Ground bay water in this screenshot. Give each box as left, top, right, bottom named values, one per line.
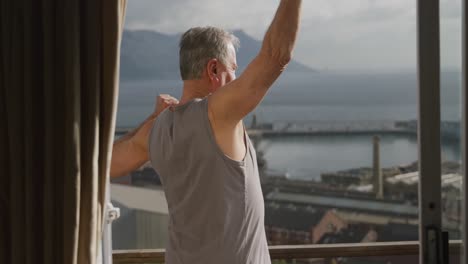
left=117, top=71, right=461, bottom=179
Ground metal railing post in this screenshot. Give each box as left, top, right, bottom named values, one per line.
left=461, top=0, right=468, bottom=261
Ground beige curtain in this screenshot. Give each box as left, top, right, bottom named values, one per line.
left=0, top=0, right=127, bottom=263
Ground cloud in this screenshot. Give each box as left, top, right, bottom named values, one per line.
left=124, top=0, right=462, bottom=71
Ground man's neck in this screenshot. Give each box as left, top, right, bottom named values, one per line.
left=179, top=79, right=211, bottom=105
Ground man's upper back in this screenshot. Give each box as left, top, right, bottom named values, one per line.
left=148, top=98, right=271, bottom=264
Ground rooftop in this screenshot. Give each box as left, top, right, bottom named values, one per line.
left=111, top=184, right=168, bottom=214
left=265, top=191, right=418, bottom=216
left=386, top=172, right=462, bottom=190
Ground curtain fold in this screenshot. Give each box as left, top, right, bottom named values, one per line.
left=0, top=0, right=127, bottom=263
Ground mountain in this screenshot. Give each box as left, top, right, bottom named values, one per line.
left=120, top=29, right=316, bottom=80
left=231, top=30, right=314, bottom=73
left=120, top=30, right=180, bottom=80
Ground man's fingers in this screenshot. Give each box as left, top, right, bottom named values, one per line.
left=166, top=97, right=179, bottom=104
left=155, top=94, right=179, bottom=114
left=163, top=98, right=178, bottom=104
left=157, top=94, right=178, bottom=103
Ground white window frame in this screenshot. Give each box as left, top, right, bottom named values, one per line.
left=103, top=181, right=120, bottom=264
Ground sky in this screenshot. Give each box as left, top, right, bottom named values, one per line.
left=124, top=0, right=462, bottom=72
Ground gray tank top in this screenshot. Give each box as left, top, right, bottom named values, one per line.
left=149, top=98, right=271, bottom=264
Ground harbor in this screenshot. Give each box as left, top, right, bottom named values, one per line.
left=112, top=118, right=462, bottom=251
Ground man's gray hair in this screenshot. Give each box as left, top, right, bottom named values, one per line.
left=179, top=27, right=240, bottom=80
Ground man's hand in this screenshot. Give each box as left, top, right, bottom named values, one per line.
left=132, top=94, right=179, bottom=151
left=110, top=94, right=179, bottom=178
left=154, top=94, right=179, bottom=117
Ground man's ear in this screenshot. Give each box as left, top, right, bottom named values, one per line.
left=207, top=59, right=219, bottom=82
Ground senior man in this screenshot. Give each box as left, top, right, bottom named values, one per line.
left=111, top=1, right=302, bottom=263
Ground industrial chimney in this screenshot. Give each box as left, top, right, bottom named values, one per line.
left=250, top=113, right=258, bottom=129
left=373, top=136, right=384, bottom=199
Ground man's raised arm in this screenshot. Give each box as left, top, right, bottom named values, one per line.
left=209, top=0, right=302, bottom=124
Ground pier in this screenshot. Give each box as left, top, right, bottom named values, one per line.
left=115, top=120, right=460, bottom=141
left=249, top=120, right=415, bottom=138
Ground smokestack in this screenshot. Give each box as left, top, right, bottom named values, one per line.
left=251, top=114, right=258, bottom=129
left=373, top=136, right=384, bottom=199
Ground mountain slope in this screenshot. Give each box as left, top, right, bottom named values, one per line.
left=120, top=29, right=316, bottom=80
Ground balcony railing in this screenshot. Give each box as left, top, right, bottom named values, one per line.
left=113, top=240, right=462, bottom=263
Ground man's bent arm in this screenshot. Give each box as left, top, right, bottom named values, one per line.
left=209, top=0, right=302, bottom=125
left=110, top=94, right=178, bottom=178
left=110, top=114, right=156, bottom=178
